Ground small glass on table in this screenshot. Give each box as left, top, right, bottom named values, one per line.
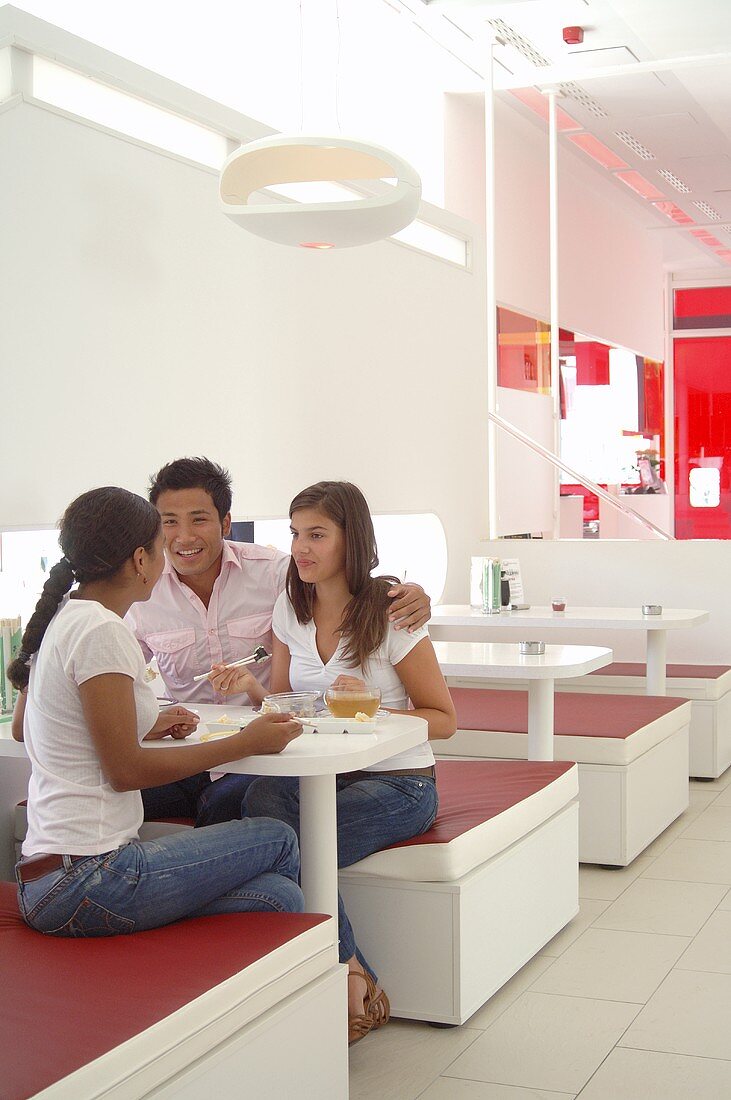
left=551, top=596, right=567, bottom=614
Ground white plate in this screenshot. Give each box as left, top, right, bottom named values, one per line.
left=301, top=715, right=378, bottom=735
left=187, top=715, right=259, bottom=743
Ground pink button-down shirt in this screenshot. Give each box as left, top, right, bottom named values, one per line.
left=126, top=541, right=289, bottom=705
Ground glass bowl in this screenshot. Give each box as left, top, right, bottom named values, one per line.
left=324, top=686, right=382, bottom=719
left=261, top=691, right=320, bottom=717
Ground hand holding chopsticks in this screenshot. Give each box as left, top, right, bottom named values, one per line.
left=192, top=645, right=270, bottom=684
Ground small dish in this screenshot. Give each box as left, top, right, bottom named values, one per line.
left=301, top=715, right=378, bottom=735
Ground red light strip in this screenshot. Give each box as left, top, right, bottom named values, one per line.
left=566, top=132, right=628, bottom=170
left=509, top=88, right=581, bottom=131
left=614, top=170, right=665, bottom=201
left=652, top=200, right=695, bottom=225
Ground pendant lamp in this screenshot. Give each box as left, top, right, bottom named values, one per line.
left=219, top=134, right=421, bottom=249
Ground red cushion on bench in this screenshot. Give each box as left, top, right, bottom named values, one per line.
left=450, top=687, right=687, bottom=739
left=590, top=662, right=731, bottom=679
left=389, top=759, right=575, bottom=847
left=0, top=882, right=327, bottom=1100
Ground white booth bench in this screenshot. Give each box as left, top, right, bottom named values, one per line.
left=558, top=663, right=731, bottom=779
left=438, top=689, right=691, bottom=867
left=0, top=881, right=346, bottom=1100
left=339, top=758, right=579, bottom=1025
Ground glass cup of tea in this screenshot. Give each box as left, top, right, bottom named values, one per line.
left=551, top=597, right=567, bottom=613
left=324, top=685, right=382, bottom=719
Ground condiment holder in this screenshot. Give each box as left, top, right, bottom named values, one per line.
left=519, top=641, right=545, bottom=655
left=641, top=604, right=662, bottom=616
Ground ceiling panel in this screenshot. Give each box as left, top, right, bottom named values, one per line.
left=629, top=113, right=714, bottom=159
left=677, top=154, right=731, bottom=190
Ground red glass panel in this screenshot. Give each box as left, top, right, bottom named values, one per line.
left=614, top=171, right=665, bottom=201
left=674, top=336, right=731, bottom=538
left=674, top=287, right=731, bottom=329
left=575, top=341, right=610, bottom=385
left=497, top=307, right=551, bottom=393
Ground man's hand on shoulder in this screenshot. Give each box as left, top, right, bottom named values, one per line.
left=387, top=582, right=431, bottom=632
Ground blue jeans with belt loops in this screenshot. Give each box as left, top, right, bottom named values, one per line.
left=15, top=817, right=304, bottom=937
left=243, top=773, right=439, bottom=977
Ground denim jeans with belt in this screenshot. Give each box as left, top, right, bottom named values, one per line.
left=244, top=773, right=438, bottom=976
left=16, top=817, right=304, bottom=937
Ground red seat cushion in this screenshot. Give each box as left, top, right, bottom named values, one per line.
left=450, top=687, right=687, bottom=740
left=389, top=759, right=575, bottom=847
left=0, top=882, right=328, bottom=1099
left=590, top=662, right=731, bottom=679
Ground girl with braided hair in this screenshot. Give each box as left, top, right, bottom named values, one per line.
left=9, top=486, right=306, bottom=936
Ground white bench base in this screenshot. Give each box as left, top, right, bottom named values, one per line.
left=438, top=727, right=688, bottom=866
left=340, top=801, right=578, bottom=1025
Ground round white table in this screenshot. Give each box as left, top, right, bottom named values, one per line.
left=433, top=641, right=612, bottom=761
left=430, top=605, right=709, bottom=697
left=167, top=706, right=428, bottom=920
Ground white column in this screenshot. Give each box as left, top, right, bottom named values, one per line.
left=484, top=38, right=499, bottom=539
left=528, top=679, right=555, bottom=760
left=299, top=773, right=339, bottom=919
left=646, top=630, right=668, bottom=696
left=547, top=87, right=561, bottom=540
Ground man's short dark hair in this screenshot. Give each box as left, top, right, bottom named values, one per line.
left=149, top=457, right=233, bottom=522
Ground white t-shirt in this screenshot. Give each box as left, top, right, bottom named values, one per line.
left=272, top=591, right=435, bottom=771
left=22, top=599, right=160, bottom=857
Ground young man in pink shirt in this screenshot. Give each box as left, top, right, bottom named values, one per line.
left=127, top=457, right=431, bottom=826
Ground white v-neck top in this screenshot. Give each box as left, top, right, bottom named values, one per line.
left=272, top=591, right=435, bottom=771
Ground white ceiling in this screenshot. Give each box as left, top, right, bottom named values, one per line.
left=415, top=0, right=731, bottom=270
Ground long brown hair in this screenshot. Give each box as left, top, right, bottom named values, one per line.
left=286, top=481, right=398, bottom=670
left=8, top=487, right=161, bottom=691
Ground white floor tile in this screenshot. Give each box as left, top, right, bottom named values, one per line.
left=578, top=856, right=653, bottom=902
left=531, top=928, right=689, bottom=1003
left=444, top=992, right=639, bottom=1095
left=682, top=804, right=731, bottom=841
left=349, top=1019, right=481, bottom=1100
left=420, top=1080, right=574, bottom=1099
left=620, top=969, right=731, bottom=1059
left=642, top=838, right=731, bottom=884
left=540, top=899, right=610, bottom=957
left=691, top=769, right=731, bottom=792
left=578, top=1047, right=731, bottom=1099
left=676, top=909, right=731, bottom=974
left=593, top=878, right=728, bottom=936
left=717, top=887, right=731, bottom=911
left=465, top=954, right=556, bottom=1030
left=712, top=783, right=731, bottom=806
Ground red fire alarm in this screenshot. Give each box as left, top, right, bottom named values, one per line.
left=563, top=26, right=584, bottom=45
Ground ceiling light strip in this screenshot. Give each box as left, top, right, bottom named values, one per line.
left=567, top=132, right=628, bottom=171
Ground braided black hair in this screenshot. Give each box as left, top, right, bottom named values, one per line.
left=7, top=487, right=160, bottom=691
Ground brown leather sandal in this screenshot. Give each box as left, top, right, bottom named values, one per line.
left=362, top=971, right=391, bottom=1030
left=347, top=973, right=375, bottom=1045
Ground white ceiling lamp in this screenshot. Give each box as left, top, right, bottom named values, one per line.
left=219, top=134, right=421, bottom=250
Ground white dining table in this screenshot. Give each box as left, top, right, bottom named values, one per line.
left=157, top=705, right=428, bottom=921
left=433, top=641, right=613, bottom=761
left=430, top=605, right=709, bottom=697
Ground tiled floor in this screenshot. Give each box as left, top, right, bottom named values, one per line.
left=349, top=772, right=731, bottom=1099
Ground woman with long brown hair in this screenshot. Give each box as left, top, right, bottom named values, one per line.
left=243, top=481, right=456, bottom=1043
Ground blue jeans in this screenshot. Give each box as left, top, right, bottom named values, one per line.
left=16, top=818, right=304, bottom=937
left=244, top=773, right=438, bottom=974
left=142, top=772, right=258, bottom=827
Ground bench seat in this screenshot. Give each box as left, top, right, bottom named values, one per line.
left=0, top=882, right=345, bottom=1100
left=437, top=689, right=691, bottom=866
left=339, top=759, right=579, bottom=1025
left=557, top=663, right=731, bottom=779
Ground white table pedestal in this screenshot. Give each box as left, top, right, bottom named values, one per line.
left=646, top=630, right=668, bottom=696
left=529, top=679, right=555, bottom=761
left=299, top=774, right=339, bottom=919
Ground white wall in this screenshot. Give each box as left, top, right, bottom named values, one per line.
left=0, top=98, right=487, bottom=602
left=495, top=387, right=554, bottom=537
left=444, top=94, right=666, bottom=362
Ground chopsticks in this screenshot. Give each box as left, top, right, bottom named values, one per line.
left=192, top=646, right=270, bottom=684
